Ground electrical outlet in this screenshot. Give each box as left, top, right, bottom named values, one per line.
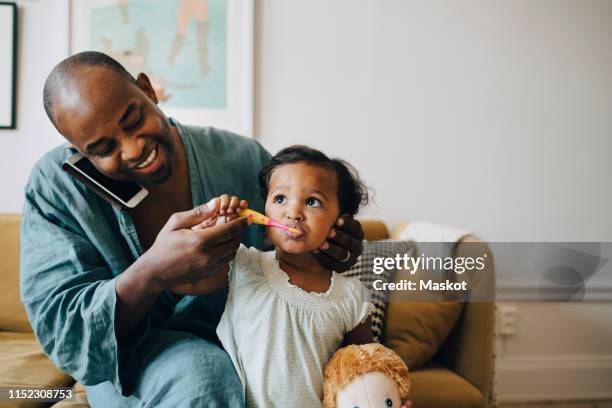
left=499, top=304, right=517, bottom=336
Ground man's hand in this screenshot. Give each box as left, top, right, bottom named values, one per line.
left=115, top=198, right=248, bottom=339
left=140, top=198, right=248, bottom=292
left=168, top=195, right=250, bottom=295
left=314, top=215, right=364, bottom=272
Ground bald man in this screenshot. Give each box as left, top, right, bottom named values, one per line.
left=20, top=51, right=364, bottom=407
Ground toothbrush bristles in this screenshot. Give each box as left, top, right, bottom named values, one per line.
left=269, top=221, right=300, bottom=234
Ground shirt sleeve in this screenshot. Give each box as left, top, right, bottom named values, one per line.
left=19, top=172, right=149, bottom=396
left=227, top=244, right=245, bottom=288
left=343, top=277, right=374, bottom=332
left=228, top=245, right=262, bottom=290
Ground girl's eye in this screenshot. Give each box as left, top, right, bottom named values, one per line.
left=305, top=197, right=322, bottom=207
left=385, top=398, right=393, bottom=407
left=273, top=195, right=286, bottom=204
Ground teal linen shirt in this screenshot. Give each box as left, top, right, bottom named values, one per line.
left=19, top=122, right=271, bottom=395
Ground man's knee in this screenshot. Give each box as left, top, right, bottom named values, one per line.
left=137, top=331, right=243, bottom=407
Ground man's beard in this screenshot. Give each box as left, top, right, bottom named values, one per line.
left=133, top=136, right=175, bottom=185
left=145, top=163, right=172, bottom=184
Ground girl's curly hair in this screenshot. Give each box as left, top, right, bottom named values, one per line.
left=258, top=145, right=369, bottom=217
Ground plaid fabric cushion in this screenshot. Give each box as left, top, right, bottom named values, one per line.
left=344, top=240, right=417, bottom=343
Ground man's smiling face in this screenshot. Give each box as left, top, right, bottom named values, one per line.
left=52, top=66, right=177, bottom=186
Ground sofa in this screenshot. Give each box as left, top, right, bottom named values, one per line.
left=0, top=214, right=495, bottom=407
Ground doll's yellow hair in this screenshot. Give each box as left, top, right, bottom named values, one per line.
left=323, top=343, right=411, bottom=408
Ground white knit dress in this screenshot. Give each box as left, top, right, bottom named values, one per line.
left=216, top=245, right=371, bottom=408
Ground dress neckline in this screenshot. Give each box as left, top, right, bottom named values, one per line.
left=262, top=250, right=343, bottom=310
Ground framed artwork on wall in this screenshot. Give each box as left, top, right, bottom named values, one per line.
left=0, top=2, right=17, bottom=129
left=70, top=0, right=254, bottom=136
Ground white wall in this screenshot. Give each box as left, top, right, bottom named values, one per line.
left=255, top=0, right=612, bottom=243
left=496, top=302, right=612, bottom=401
left=0, top=0, right=67, bottom=213
left=254, top=1, right=612, bottom=401
left=4, top=0, right=612, bottom=243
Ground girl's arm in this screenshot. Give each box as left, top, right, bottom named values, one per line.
left=342, top=315, right=374, bottom=346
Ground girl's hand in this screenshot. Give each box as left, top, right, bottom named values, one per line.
left=218, top=194, right=249, bottom=221
left=314, top=215, right=364, bottom=272
left=191, top=195, right=249, bottom=230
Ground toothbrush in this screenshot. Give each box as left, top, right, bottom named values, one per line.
left=239, top=209, right=301, bottom=235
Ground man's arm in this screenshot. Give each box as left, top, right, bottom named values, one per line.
left=20, top=189, right=135, bottom=392
left=21, top=181, right=245, bottom=394
left=115, top=197, right=246, bottom=338
left=342, top=315, right=374, bottom=346
left=114, top=257, right=228, bottom=339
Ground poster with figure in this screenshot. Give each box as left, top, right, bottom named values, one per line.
left=71, top=0, right=254, bottom=136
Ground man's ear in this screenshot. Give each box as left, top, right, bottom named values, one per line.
left=136, top=73, right=158, bottom=104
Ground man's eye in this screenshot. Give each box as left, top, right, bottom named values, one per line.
left=306, top=197, right=322, bottom=207
left=124, top=110, right=144, bottom=131
left=94, top=142, right=116, bottom=157
left=273, top=195, right=286, bottom=204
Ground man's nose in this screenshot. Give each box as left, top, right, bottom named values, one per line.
left=120, top=138, right=146, bottom=164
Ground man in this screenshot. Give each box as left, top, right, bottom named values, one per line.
left=21, top=51, right=364, bottom=407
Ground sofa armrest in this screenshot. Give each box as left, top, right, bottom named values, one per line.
left=438, top=235, right=496, bottom=404
left=385, top=220, right=496, bottom=403
left=359, top=219, right=390, bottom=241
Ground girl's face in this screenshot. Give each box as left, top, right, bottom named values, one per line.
left=265, top=162, right=340, bottom=254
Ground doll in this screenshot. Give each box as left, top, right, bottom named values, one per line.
left=323, top=343, right=411, bottom=408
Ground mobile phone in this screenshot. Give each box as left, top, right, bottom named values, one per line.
left=62, top=152, right=149, bottom=209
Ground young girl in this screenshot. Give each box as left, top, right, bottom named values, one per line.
left=188, top=145, right=373, bottom=407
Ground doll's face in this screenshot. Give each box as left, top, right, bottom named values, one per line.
left=336, top=372, right=401, bottom=408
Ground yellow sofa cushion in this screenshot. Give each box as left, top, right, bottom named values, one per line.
left=384, top=299, right=463, bottom=370
left=0, top=214, right=32, bottom=332
left=384, top=258, right=464, bottom=370
left=410, top=364, right=484, bottom=407
left=382, top=247, right=465, bottom=370
left=0, top=332, right=73, bottom=389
